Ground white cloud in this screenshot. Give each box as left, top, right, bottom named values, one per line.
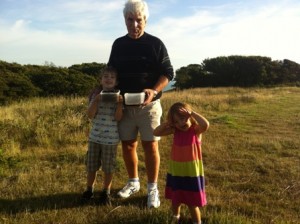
left=0, top=21, right=112, bottom=66
left=0, top=0, right=299, bottom=69
left=0, top=0, right=124, bottom=66
left=11, top=19, right=29, bottom=31
left=148, top=1, right=300, bottom=69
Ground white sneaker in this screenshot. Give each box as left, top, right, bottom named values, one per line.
left=147, top=188, right=160, bottom=208
left=117, top=182, right=140, bottom=198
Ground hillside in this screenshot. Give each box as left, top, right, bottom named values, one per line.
left=0, top=87, right=299, bottom=223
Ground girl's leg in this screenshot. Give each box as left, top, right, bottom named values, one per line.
left=188, top=206, right=201, bottom=224
left=172, top=203, right=181, bottom=222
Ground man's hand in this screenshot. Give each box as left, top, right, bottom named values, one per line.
left=143, top=89, right=157, bottom=105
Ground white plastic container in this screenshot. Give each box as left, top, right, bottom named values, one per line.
left=124, top=92, right=145, bottom=105
left=100, top=90, right=120, bottom=103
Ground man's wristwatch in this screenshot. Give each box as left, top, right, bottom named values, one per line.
left=153, top=89, right=158, bottom=97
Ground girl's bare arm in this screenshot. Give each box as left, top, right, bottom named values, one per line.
left=153, top=122, right=174, bottom=136
left=190, top=111, right=209, bottom=135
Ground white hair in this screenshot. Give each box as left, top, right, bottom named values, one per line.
left=123, top=0, right=149, bottom=20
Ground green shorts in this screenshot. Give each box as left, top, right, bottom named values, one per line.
left=118, top=100, right=162, bottom=141
left=86, top=141, right=118, bottom=173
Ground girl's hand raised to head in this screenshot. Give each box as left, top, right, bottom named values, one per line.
left=178, top=107, right=192, bottom=118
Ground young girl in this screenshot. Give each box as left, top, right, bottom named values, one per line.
left=82, top=66, right=123, bottom=206
left=153, top=102, right=209, bottom=224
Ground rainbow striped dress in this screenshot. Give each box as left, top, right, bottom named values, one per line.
left=165, top=125, right=207, bottom=207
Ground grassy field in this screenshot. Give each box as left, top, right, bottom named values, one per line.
left=0, top=87, right=299, bottom=224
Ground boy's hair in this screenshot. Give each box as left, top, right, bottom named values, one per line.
left=167, top=102, right=197, bottom=125
left=101, top=66, right=118, bottom=78
left=98, top=66, right=118, bottom=83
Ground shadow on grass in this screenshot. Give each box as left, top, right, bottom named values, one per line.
left=0, top=193, right=84, bottom=214
left=0, top=189, right=149, bottom=215
left=112, top=193, right=148, bottom=208
left=0, top=192, right=210, bottom=224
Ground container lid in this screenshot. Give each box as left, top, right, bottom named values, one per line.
left=100, top=90, right=120, bottom=102
left=100, top=90, right=120, bottom=94
left=124, top=92, right=145, bottom=105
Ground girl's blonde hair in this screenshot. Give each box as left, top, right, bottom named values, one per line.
left=167, top=102, right=197, bottom=125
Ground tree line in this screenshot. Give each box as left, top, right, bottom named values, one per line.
left=0, top=61, right=106, bottom=105
left=1, top=55, right=299, bottom=105
left=174, top=56, right=300, bottom=89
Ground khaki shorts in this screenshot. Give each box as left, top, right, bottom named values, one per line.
left=118, top=100, right=162, bottom=141
left=86, top=141, right=118, bottom=173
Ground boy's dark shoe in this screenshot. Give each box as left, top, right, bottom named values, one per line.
left=82, top=190, right=94, bottom=200
left=99, top=191, right=112, bottom=206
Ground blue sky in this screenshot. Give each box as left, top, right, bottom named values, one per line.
left=1, top=0, right=300, bottom=71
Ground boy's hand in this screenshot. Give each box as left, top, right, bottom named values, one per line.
left=118, top=95, right=123, bottom=103
left=95, top=93, right=101, bottom=102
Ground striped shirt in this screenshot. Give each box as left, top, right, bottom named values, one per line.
left=89, top=100, right=119, bottom=145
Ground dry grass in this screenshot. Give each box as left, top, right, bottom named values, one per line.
left=0, top=87, right=299, bottom=224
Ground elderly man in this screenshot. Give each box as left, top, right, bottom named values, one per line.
left=108, top=0, right=174, bottom=208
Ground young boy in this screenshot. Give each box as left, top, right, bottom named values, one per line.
left=82, top=66, right=123, bottom=205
